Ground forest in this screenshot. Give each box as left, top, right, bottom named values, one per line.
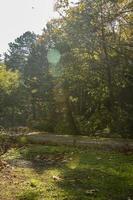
left=0, top=1, right=133, bottom=200
left=0, top=0, right=133, bottom=138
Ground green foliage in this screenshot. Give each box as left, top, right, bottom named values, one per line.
left=5, top=31, right=37, bottom=72
left=17, top=136, right=28, bottom=145
left=1, top=0, right=133, bottom=137
left=52, top=0, right=133, bottom=137
left=28, top=120, right=55, bottom=132
left=0, top=65, right=20, bottom=94
left=54, top=119, right=73, bottom=134
left=0, top=65, right=24, bottom=127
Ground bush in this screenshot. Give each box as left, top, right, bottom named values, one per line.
left=0, top=132, right=13, bottom=155
left=28, top=120, right=54, bottom=132
left=0, top=125, right=19, bottom=155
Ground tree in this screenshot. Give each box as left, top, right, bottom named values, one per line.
left=23, top=36, right=57, bottom=131
left=2, top=0, right=132, bottom=137
left=52, top=0, right=133, bottom=136
left=0, top=65, right=20, bottom=127
left=4, top=31, right=37, bottom=73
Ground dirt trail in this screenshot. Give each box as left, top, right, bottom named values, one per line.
left=25, top=132, right=133, bottom=150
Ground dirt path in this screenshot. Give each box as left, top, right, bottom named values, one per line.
left=24, top=132, right=133, bottom=150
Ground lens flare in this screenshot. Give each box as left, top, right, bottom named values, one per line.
left=47, top=49, right=61, bottom=65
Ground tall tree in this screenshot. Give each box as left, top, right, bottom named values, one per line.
left=5, top=31, right=37, bottom=73
left=0, top=65, right=20, bottom=127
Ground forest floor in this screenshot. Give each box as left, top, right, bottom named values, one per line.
left=0, top=144, right=133, bottom=200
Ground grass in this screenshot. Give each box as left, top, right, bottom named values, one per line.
left=0, top=144, right=133, bottom=200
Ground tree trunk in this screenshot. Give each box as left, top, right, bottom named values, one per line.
left=100, top=1, right=113, bottom=111
left=63, top=81, right=80, bottom=137
left=31, top=97, right=36, bottom=120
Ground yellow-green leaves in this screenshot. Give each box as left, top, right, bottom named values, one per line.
left=0, top=65, right=20, bottom=94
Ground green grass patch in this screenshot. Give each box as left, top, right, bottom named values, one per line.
left=0, top=145, right=133, bottom=200
left=17, top=190, right=40, bottom=200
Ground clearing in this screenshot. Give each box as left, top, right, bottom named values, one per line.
left=0, top=144, right=133, bottom=200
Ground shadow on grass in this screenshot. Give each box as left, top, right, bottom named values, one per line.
left=7, top=144, right=73, bottom=173
left=22, top=145, right=133, bottom=200
left=55, top=167, right=133, bottom=200
left=17, top=189, right=40, bottom=200
left=5, top=144, right=133, bottom=200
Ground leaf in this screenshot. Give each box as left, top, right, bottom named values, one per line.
left=52, top=175, right=62, bottom=181
left=85, top=189, right=99, bottom=195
